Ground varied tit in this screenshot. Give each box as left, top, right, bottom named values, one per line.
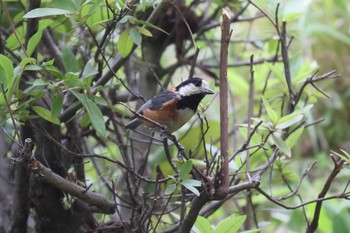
left=126, top=77, right=215, bottom=133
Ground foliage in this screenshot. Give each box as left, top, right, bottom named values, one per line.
left=0, top=0, right=349, bottom=233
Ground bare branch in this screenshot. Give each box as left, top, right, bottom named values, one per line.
left=306, top=155, right=345, bottom=233
left=12, top=138, right=116, bottom=214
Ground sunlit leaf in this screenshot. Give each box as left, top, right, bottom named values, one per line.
left=164, top=184, right=177, bottom=195
left=214, top=214, right=246, bottom=233
left=179, top=160, right=193, bottom=180
left=79, top=112, right=90, bottom=128
left=129, top=27, right=142, bottom=45
left=82, top=60, right=98, bottom=79
left=276, top=114, right=303, bottom=129
left=51, top=92, right=63, bottom=118
left=286, top=126, right=304, bottom=148
left=135, top=26, right=152, bottom=37
left=262, top=96, right=279, bottom=123
left=283, top=12, right=303, bottom=23
left=264, top=62, right=287, bottom=89
left=331, top=150, right=350, bottom=164
left=64, top=73, right=85, bottom=88
left=181, top=179, right=201, bottom=196
left=117, top=29, right=134, bottom=58
left=32, top=106, right=60, bottom=125
left=191, top=159, right=207, bottom=169
left=23, top=8, right=73, bottom=18
left=62, top=46, right=79, bottom=73
left=126, top=16, right=169, bottom=35
left=278, top=104, right=313, bottom=124
left=19, top=57, right=36, bottom=68
left=307, top=23, right=350, bottom=47
left=193, top=215, right=214, bottom=233
left=0, top=54, right=13, bottom=88
left=27, top=30, right=43, bottom=57
left=72, top=91, right=106, bottom=137
left=272, top=134, right=291, bottom=157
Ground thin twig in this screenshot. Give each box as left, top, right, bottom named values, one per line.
left=246, top=55, right=255, bottom=179
left=163, top=138, right=179, bottom=173
left=279, top=161, right=317, bottom=200
left=229, top=121, right=263, bottom=162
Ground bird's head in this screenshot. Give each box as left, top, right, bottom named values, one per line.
left=175, top=77, right=215, bottom=96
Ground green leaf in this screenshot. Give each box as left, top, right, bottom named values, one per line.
left=116, top=0, right=128, bottom=11
left=64, top=73, right=84, bottom=88
left=129, top=27, right=142, bottom=45
left=53, top=0, right=83, bottom=11
left=286, top=126, right=304, bottom=149
left=191, top=159, right=207, bottom=169
left=214, top=214, right=246, bottom=233
left=79, top=112, right=90, bottom=128
left=331, top=150, right=350, bottom=164
left=264, top=62, right=286, bottom=88
left=117, top=29, right=134, bottom=58
left=72, top=91, right=106, bottom=137
left=278, top=104, right=313, bottom=124
left=134, top=18, right=169, bottom=35
left=262, top=97, right=279, bottom=123
left=179, top=160, right=193, bottom=180
left=51, top=92, right=63, bottom=118
left=0, top=55, right=14, bottom=104
left=62, top=46, right=79, bottom=73
left=19, top=57, right=36, bottom=68
left=27, top=29, right=43, bottom=57
left=135, top=26, right=152, bottom=37
left=23, top=8, right=74, bottom=18
left=272, top=134, right=291, bottom=158
left=0, top=54, right=14, bottom=88
left=276, top=114, right=303, bottom=130
left=164, top=184, right=177, bottom=195
left=32, top=106, right=60, bottom=125
left=193, top=215, right=214, bottom=233
left=307, top=23, right=350, bottom=47
left=6, top=26, right=25, bottom=50
left=82, top=60, right=98, bottom=79
left=181, top=179, right=200, bottom=196
left=283, top=12, right=303, bottom=23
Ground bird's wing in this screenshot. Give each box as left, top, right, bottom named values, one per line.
left=126, top=90, right=178, bottom=130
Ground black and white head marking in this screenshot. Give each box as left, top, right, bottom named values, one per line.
left=176, top=77, right=213, bottom=97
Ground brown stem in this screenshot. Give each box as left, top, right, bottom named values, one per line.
left=306, top=156, right=344, bottom=233
left=216, top=6, right=232, bottom=199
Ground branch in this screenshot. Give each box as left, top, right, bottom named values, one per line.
left=294, top=70, right=338, bottom=106
left=12, top=138, right=116, bottom=214
left=201, top=56, right=281, bottom=68
left=159, top=177, right=261, bottom=233
left=246, top=55, right=255, bottom=178
left=306, top=155, right=345, bottom=233
left=280, top=19, right=295, bottom=108
left=256, top=187, right=350, bottom=210
left=216, top=6, right=232, bottom=199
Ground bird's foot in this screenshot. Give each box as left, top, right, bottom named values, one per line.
left=160, top=125, right=169, bottom=138
left=177, top=145, right=185, bottom=161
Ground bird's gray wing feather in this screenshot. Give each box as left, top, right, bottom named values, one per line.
left=125, top=90, right=177, bottom=130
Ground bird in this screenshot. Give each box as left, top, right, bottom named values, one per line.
left=126, top=77, right=215, bottom=134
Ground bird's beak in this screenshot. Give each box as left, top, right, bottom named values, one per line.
left=203, top=88, right=215, bottom=95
